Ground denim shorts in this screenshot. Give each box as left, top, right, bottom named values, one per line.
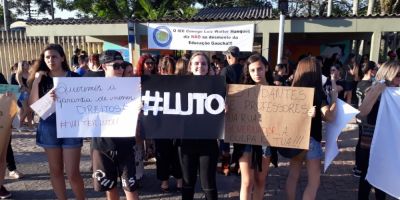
left=306, top=137, right=323, bottom=160
left=243, top=145, right=272, bottom=157
left=36, top=114, right=82, bottom=148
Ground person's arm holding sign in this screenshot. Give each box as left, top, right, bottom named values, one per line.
left=29, top=71, right=47, bottom=105
left=321, top=73, right=338, bottom=122
left=357, top=81, right=386, bottom=118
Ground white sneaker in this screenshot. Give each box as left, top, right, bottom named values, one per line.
left=9, top=170, right=24, bottom=179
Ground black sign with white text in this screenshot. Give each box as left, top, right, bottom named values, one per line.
left=140, top=75, right=226, bottom=139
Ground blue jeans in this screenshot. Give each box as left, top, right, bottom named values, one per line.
left=243, top=145, right=272, bottom=157
left=36, top=114, right=82, bottom=148
left=306, top=138, right=323, bottom=160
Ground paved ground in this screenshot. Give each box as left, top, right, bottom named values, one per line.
left=3, top=124, right=394, bottom=200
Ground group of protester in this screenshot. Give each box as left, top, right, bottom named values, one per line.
left=0, top=43, right=399, bottom=200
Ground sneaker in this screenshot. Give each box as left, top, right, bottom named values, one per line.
left=0, top=185, right=11, bottom=199
left=9, top=170, right=24, bottom=179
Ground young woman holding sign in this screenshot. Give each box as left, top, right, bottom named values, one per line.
left=28, top=44, right=85, bottom=200
left=356, top=61, right=400, bottom=200
left=155, top=56, right=183, bottom=193
left=230, top=54, right=274, bottom=200
left=285, top=56, right=337, bottom=200
left=179, top=52, right=219, bottom=200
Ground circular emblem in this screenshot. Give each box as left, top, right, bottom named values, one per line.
left=153, top=26, right=172, bottom=47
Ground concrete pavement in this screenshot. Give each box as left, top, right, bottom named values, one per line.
left=3, top=124, right=394, bottom=199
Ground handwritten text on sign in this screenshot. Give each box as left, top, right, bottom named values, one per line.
left=53, top=77, right=141, bottom=138
left=224, top=85, right=314, bottom=149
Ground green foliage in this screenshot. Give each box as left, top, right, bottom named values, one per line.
left=55, top=0, right=136, bottom=18
left=8, top=0, right=53, bottom=19
left=55, top=0, right=197, bottom=20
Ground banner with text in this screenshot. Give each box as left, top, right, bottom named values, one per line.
left=148, top=23, right=254, bottom=51
left=224, top=84, right=314, bottom=149
left=140, top=75, right=226, bottom=139
left=54, top=77, right=141, bottom=138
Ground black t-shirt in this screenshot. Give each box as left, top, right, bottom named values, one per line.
left=220, top=63, right=243, bottom=84
left=10, top=73, right=18, bottom=85
left=38, top=71, right=80, bottom=98
left=367, top=99, right=380, bottom=126
left=356, top=80, right=373, bottom=107
left=310, top=90, right=328, bottom=142
left=273, top=74, right=289, bottom=86
left=84, top=70, right=105, bottom=77
left=324, top=79, right=346, bottom=101
left=0, top=73, right=8, bottom=84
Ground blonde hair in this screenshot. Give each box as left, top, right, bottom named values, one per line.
left=16, top=60, right=29, bottom=86
left=375, top=61, right=400, bottom=84
left=175, top=58, right=189, bottom=75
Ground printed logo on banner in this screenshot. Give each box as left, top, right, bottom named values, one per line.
left=153, top=26, right=172, bottom=47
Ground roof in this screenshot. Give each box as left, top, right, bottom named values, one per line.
left=192, top=6, right=273, bottom=20
left=25, top=7, right=400, bottom=25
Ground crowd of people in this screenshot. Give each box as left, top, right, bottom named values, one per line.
left=0, top=43, right=399, bottom=200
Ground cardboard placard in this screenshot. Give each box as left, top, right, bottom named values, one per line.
left=0, top=95, right=18, bottom=162
left=224, top=84, right=314, bottom=149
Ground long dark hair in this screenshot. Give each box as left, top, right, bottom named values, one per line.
left=28, top=44, right=70, bottom=88
left=242, top=54, right=273, bottom=85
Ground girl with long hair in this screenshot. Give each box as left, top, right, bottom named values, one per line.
left=16, top=60, right=34, bottom=131
left=356, top=61, right=400, bottom=200
left=28, top=44, right=85, bottom=200
left=285, top=56, right=337, bottom=200
left=232, top=54, right=273, bottom=200
left=179, top=52, right=218, bottom=200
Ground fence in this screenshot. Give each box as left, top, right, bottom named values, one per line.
left=0, top=30, right=103, bottom=81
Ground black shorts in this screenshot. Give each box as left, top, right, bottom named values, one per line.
left=92, top=148, right=137, bottom=192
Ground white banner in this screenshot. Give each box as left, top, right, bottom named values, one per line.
left=366, top=88, right=400, bottom=199
left=147, top=23, right=254, bottom=51
left=54, top=77, right=141, bottom=138
left=324, top=99, right=359, bottom=172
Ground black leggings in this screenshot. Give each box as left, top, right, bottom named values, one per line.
left=179, top=140, right=218, bottom=200
left=155, top=139, right=182, bottom=181
left=357, top=147, right=386, bottom=200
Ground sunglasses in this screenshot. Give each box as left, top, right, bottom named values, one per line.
left=107, top=63, right=126, bottom=70
left=145, top=61, right=154, bottom=65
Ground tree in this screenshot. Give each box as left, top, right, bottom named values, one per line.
left=380, top=0, right=400, bottom=14
left=8, top=0, right=53, bottom=20
left=135, top=0, right=196, bottom=20
left=1, top=3, right=17, bottom=28
left=55, top=0, right=136, bottom=18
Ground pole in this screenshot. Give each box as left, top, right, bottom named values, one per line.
left=367, top=0, right=374, bottom=15
left=353, top=0, right=359, bottom=15
left=327, top=0, right=332, bottom=17
left=277, top=14, right=285, bottom=64
left=50, top=0, right=55, bottom=20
